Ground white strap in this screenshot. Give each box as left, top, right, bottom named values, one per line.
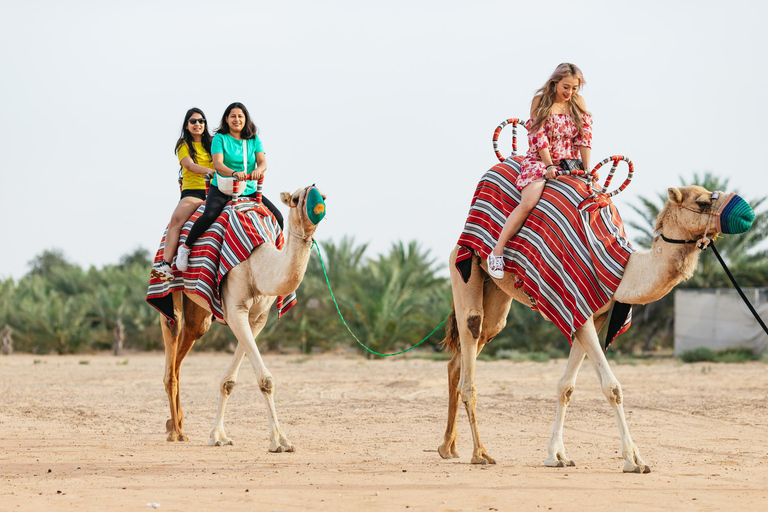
left=242, top=139, right=248, bottom=177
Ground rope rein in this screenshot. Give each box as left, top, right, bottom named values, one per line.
left=311, top=240, right=449, bottom=357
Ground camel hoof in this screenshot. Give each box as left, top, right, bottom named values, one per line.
left=642, top=466, right=651, bottom=474
left=625, top=466, right=643, bottom=474
left=437, top=445, right=459, bottom=460
left=567, top=460, right=576, bottom=467
left=556, top=461, right=565, bottom=468
left=166, top=432, right=189, bottom=442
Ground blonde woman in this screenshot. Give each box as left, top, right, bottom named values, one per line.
left=488, top=63, right=594, bottom=279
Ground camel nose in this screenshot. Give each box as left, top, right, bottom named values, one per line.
left=305, top=187, right=326, bottom=225
left=717, top=194, right=754, bottom=234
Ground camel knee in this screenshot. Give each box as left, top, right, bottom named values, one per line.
left=557, top=380, right=576, bottom=406
left=222, top=379, right=236, bottom=397
left=603, top=383, right=623, bottom=406
left=459, top=383, right=476, bottom=405
left=163, top=374, right=177, bottom=395
left=466, top=310, right=482, bottom=339
left=260, top=376, right=274, bottom=395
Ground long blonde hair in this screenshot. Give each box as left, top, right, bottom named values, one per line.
left=529, top=63, right=587, bottom=135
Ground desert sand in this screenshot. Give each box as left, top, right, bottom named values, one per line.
left=1, top=352, right=767, bottom=511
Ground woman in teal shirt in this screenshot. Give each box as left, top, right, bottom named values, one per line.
left=176, top=102, right=284, bottom=271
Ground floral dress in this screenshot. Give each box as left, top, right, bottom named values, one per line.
left=517, top=113, right=593, bottom=190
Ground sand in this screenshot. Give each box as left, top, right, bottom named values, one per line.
left=1, top=352, right=767, bottom=511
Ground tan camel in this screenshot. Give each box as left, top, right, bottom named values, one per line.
left=438, top=185, right=753, bottom=473
left=161, top=186, right=324, bottom=453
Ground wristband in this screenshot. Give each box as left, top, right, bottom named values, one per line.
left=546, top=165, right=558, bottom=170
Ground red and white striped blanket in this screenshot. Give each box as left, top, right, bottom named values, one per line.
left=146, top=200, right=296, bottom=324
left=456, top=156, right=633, bottom=346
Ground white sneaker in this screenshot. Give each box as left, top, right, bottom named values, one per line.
left=487, top=253, right=505, bottom=279
left=176, top=245, right=191, bottom=271
left=151, top=261, right=175, bottom=282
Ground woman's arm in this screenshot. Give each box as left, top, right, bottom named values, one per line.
left=213, top=154, right=247, bottom=180
left=249, top=152, right=266, bottom=180
left=180, top=156, right=214, bottom=176
left=530, top=96, right=558, bottom=179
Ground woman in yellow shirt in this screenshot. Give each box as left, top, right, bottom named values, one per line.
left=151, top=108, right=214, bottom=281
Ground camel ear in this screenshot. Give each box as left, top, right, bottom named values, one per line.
left=667, top=187, right=683, bottom=204
left=280, top=191, right=295, bottom=208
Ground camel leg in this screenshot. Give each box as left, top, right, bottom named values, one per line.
left=455, top=270, right=511, bottom=464
left=575, top=317, right=651, bottom=473
left=438, top=348, right=462, bottom=459
left=544, top=341, right=585, bottom=467
left=208, top=341, right=247, bottom=446
left=221, top=296, right=294, bottom=453
left=162, top=293, right=187, bottom=442
left=545, top=310, right=611, bottom=468
left=172, top=298, right=212, bottom=437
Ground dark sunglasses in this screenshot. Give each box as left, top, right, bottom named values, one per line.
left=188, top=118, right=206, bottom=125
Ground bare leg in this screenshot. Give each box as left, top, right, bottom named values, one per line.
left=492, top=180, right=546, bottom=256
left=574, top=317, right=651, bottom=473
left=163, top=197, right=203, bottom=264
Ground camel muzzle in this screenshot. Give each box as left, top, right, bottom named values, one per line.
left=305, top=187, right=326, bottom=225
left=715, top=193, right=754, bottom=234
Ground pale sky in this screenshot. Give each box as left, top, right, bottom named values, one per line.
left=1, top=0, right=766, bottom=280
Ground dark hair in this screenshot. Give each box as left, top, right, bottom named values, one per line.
left=216, top=102, right=258, bottom=139
left=174, top=108, right=213, bottom=163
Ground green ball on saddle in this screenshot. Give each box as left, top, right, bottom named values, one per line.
left=306, top=187, right=326, bottom=225
left=717, top=194, right=754, bottom=235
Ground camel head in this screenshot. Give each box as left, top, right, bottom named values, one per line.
left=280, top=185, right=327, bottom=242
left=655, top=185, right=755, bottom=241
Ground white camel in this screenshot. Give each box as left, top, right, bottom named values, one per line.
left=161, top=186, right=325, bottom=452
left=438, top=185, right=754, bottom=472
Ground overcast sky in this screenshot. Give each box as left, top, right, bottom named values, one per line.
left=1, top=0, right=766, bottom=280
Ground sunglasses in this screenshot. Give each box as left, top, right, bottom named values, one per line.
left=188, top=118, right=206, bottom=125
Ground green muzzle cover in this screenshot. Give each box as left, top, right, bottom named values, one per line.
left=306, top=187, right=326, bottom=225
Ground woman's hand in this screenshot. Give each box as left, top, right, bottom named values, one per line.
left=249, top=170, right=264, bottom=180
left=545, top=165, right=559, bottom=180
left=233, top=171, right=248, bottom=181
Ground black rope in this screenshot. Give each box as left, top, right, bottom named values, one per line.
left=710, top=243, right=768, bottom=336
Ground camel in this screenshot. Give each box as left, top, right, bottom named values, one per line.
left=161, top=185, right=325, bottom=452
left=438, top=185, right=754, bottom=473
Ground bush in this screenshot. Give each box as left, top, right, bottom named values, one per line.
left=679, top=347, right=717, bottom=363
left=679, top=347, right=759, bottom=363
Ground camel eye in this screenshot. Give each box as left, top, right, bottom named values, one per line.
left=292, top=197, right=300, bottom=206
left=695, top=201, right=710, bottom=209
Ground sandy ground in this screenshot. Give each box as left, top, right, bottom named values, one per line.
left=1, top=352, right=767, bottom=512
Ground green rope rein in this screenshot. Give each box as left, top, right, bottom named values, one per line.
left=312, top=241, right=450, bottom=357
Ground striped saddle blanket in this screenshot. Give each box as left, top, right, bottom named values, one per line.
left=146, top=200, right=296, bottom=324
left=456, top=156, right=634, bottom=347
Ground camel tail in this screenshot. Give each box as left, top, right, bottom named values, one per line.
left=438, top=305, right=460, bottom=354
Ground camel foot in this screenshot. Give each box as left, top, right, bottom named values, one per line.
left=166, top=432, right=189, bottom=442
left=623, top=465, right=652, bottom=474
left=269, top=438, right=295, bottom=453
left=545, top=454, right=576, bottom=467
left=437, top=442, right=460, bottom=459
left=470, top=452, right=496, bottom=465
left=208, top=428, right=234, bottom=447
left=622, top=450, right=651, bottom=473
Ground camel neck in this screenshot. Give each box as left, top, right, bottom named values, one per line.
left=614, top=238, right=701, bottom=304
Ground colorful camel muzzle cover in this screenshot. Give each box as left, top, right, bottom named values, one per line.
left=306, top=187, right=326, bottom=225
left=716, top=193, right=754, bottom=234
